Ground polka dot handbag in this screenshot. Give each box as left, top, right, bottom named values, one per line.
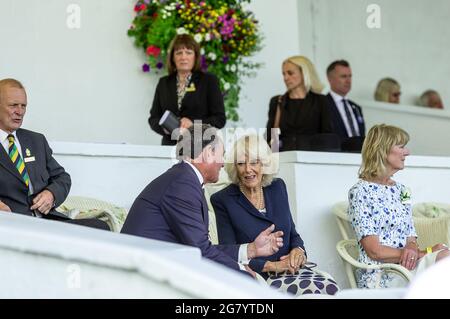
left=266, top=262, right=340, bottom=296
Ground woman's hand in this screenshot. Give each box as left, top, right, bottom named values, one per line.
left=263, top=260, right=290, bottom=274
left=400, top=243, right=419, bottom=270
left=279, top=248, right=306, bottom=274
left=180, top=117, right=193, bottom=129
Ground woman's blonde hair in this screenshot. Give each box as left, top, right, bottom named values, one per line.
left=225, top=134, right=278, bottom=187
left=374, top=77, right=400, bottom=102
left=283, top=56, right=324, bottom=94
left=359, top=124, right=409, bottom=180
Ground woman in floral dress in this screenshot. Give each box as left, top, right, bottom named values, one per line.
left=348, top=124, right=450, bottom=288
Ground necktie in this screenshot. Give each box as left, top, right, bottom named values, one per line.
left=342, top=99, right=358, bottom=137
left=7, top=134, right=30, bottom=188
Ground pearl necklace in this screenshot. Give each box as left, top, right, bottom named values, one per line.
left=239, top=183, right=265, bottom=210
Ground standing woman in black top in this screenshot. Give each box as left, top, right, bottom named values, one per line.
left=149, top=34, right=226, bottom=145
left=266, top=56, right=333, bottom=151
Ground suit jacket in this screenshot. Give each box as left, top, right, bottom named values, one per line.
left=149, top=71, right=226, bottom=145
left=326, top=93, right=365, bottom=140
left=121, top=162, right=241, bottom=271
left=266, top=92, right=334, bottom=151
left=0, top=128, right=71, bottom=218
left=211, top=178, right=305, bottom=274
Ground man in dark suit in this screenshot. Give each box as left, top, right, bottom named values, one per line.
left=0, top=78, right=108, bottom=230
left=122, top=124, right=284, bottom=276
left=326, top=60, right=365, bottom=151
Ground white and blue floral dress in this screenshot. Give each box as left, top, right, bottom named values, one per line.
left=348, top=180, right=417, bottom=288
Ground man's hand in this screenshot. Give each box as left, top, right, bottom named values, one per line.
left=30, top=190, right=55, bottom=215
left=279, top=247, right=306, bottom=274
left=0, top=200, right=11, bottom=212
left=248, top=224, right=283, bottom=259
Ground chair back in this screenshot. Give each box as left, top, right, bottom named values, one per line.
left=204, top=171, right=231, bottom=244
left=413, top=202, right=450, bottom=248
left=332, top=202, right=356, bottom=240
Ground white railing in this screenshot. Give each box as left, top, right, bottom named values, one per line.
left=0, top=213, right=284, bottom=298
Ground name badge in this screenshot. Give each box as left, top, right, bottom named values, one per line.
left=24, top=156, right=36, bottom=163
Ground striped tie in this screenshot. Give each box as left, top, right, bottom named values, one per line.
left=7, top=134, right=30, bottom=188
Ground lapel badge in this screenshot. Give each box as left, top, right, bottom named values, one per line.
left=25, top=148, right=31, bottom=157
left=185, top=83, right=196, bottom=92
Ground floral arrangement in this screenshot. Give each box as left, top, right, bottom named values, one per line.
left=400, top=187, right=412, bottom=205
left=128, top=0, right=262, bottom=121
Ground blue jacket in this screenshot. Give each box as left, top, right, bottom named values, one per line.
left=211, top=178, right=305, bottom=273
left=121, top=162, right=240, bottom=271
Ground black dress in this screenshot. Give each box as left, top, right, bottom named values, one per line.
left=149, top=71, right=226, bottom=145
left=266, top=92, right=334, bottom=151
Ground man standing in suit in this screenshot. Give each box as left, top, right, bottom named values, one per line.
left=122, top=124, right=284, bottom=276
left=0, top=78, right=108, bottom=230
left=326, top=60, right=365, bottom=151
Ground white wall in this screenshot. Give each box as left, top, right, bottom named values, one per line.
left=0, top=213, right=284, bottom=298
left=0, top=0, right=158, bottom=144
left=361, top=100, right=450, bottom=156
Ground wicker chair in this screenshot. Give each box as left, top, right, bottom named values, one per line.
left=332, top=202, right=412, bottom=288
left=336, top=239, right=412, bottom=288
left=412, top=202, right=450, bottom=248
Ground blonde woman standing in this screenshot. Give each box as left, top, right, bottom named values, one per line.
left=266, top=56, right=333, bottom=151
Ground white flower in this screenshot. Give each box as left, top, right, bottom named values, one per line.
left=165, top=4, right=176, bottom=11
left=200, top=48, right=205, bottom=55
left=230, top=64, right=237, bottom=72
left=204, top=33, right=211, bottom=42
left=177, top=27, right=188, bottom=35
left=208, top=52, right=217, bottom=61
left=400, top=187, right=412, bottom=205
left=223, top=82, right=231, bottom=90
left=225, top=65, right=230, bottom=71
left=194, top=33, right=203, bottom=43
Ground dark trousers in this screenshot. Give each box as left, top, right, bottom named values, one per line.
left=44, top=212, right=110, bottom=231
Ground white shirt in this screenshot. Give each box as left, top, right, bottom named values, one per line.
left=183, top=160, right=249, bottom=267
left=0, top=129, right=34, bottom=194
left=329, top=90, right=360, bottom=137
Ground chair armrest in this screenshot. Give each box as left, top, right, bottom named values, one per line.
left=336, top=240, right=413, bottom=282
